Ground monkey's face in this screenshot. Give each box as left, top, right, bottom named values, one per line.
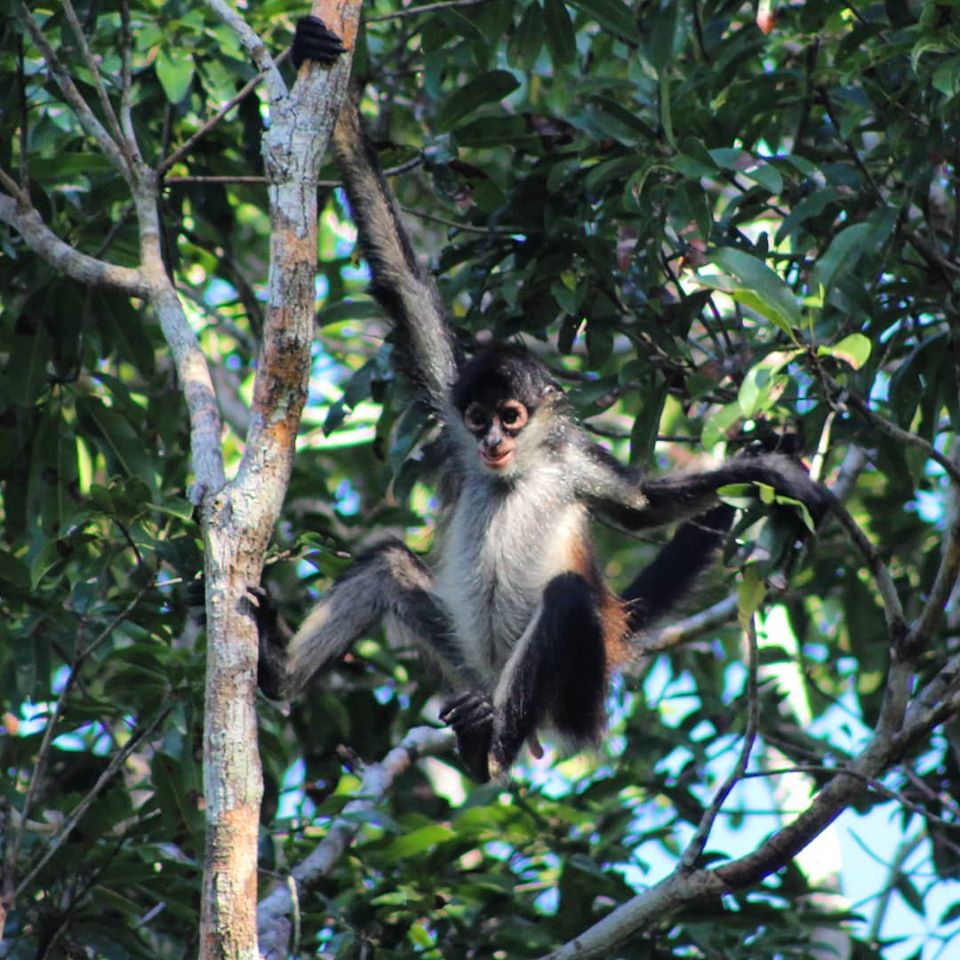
left=463, top=398, right=529, bottom=471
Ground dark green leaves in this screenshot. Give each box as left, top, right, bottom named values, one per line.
left=437, top=70, right=521, bottom=132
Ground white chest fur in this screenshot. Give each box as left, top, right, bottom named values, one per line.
left=433, top=465, right=588, bottom=686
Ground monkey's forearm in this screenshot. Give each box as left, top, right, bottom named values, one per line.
left=582, top=450, right=832, bottom=532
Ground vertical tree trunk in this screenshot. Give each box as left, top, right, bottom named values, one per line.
left=197, top=3, right=361, bottom=958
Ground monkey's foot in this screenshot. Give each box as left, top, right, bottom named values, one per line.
left=440, top=691, right=494, bottom=782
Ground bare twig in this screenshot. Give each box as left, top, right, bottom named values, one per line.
left=680, top=616, right=760, bottom=871
left=7, top=586, right=152, bottom=879
left=829, top=499, right=906, bottom=638
left=909, top=513, right=960, bottom=650
left=826, top=376, right=960, bottom=487
left=16, top=35, right=28, bottom=191
left=164, top=155, right=425, bottom=187
left=159, top=52, right=291, bottom=176
left=203, top=0, right=287, bottom=105
left=365, top=0, right=492, bottom=22
left=868, top=832, right=925, bottom=943
left=62, top=0, right=133, bottom=166
left=635, top=595, right=738, bottom=656
left=399, top=203, right=520, bottom=236
left=118, top=0, right=141, bottom=158
left=14, top=705, right=171, bottom=899
left=19, top=3, right=132, bottom=180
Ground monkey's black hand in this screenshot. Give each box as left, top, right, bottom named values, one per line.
left=185, top=575, right=206, bottom=622
left=292, top=15, right=346, bottom=69
left=250, top=585, right=288, bottom=700
left=439, top=692, right=494, bottom=783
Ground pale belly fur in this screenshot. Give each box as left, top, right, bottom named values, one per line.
left=433, top=471, right=588, bottom=687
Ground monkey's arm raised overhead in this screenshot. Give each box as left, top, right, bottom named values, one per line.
left=331, top=100, right=463, bottom=418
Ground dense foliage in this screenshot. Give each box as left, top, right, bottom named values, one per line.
left=3, top=0, right=960, bottom=957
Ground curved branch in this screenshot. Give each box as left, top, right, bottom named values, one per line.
left=826, top=373, right=960, bottom=488
left=0, top=194, right=149, bottom=295
left=203, top=0, right=288, bottom=105
left=635, top=595, right=738, bottom=656
left=257, top=726, right=454, bottom=960
left=539, top=696, right=938, bottom=960
left=680, top=616, right=759, bottom=871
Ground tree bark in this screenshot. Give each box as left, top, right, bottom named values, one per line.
left=198, top=3, right=361, bottom=958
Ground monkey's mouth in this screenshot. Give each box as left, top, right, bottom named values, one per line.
left=480, top=446, right=515, bottom=470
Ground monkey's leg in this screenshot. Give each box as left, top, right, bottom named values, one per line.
left=488, top=573, right=608, bottom=778
left=258, top=538, right=464, bottom=700
left=621, top=505, right=733, bottom=634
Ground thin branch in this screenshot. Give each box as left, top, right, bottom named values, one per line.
left=203, top=0, right=287, bottom=105
left=680, top=615, right=760, bottom=871
left=635, top=595, right=738, bottom=656
left=542, top=593, right=960, bottom=960
left=868, top=832, right=925, bottom=943
left=829, top=498, right=906, bottom=638
left=909, top=511, right=960, bottom=649
left=19, top=3, right=132, bottom=181
left=826, top=376, right=960, bottom=487
left=16, top=34, right=28, bottom=191
left=0, top=165, right=29, bottom=205
left=163, top=156, right=425, bottom=187
left=118, top=0, right=139, bottom=155
left=61, top=0, right=132, bottom=165
left=7, top=586, right=152, bottom=877
left=257, top=726, right=454, bottom=960
left=164, top=175, right=271, bottom=185
left=741, top=767, right=960, bottom=831
left=14, top=705, right=171, bottom=899
left=159, top=52, right=292, bottom=176
left=399, top=203, right=521, bottom=236
left=365, top=0, right=493, bottom=21
left=0, top=194, right=149, bottom=295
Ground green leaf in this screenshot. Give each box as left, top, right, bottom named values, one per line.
left=31, top=539, right=68, bottom=588
left=738, top=349, right=801, bottom=418
left=153, top=497, right=196, bottom=522
left=743, top=161, right=783, bottom=195
left=808, top=222, right=874, bottom=295
left=436, top=70, right=520, bottom=132
left=933, top=58, right=960, bottom=98
left=895, top=872, right=926, bottom=917
left=568, top=0, right=640, bottom=42
left=155, top=48, right=195, bottom=104
left=0, top=550, right=31, bottom=590
left=737, top=565, right=766, bottom=629
left=382, top=823, right=455, bottom=859
left=509, top=2, right=543, bottom=69
left=817, top=333, right=872, bottom=370
left=700, top=248, right=802, bottom=335
left=7, top=326, right=51, bottom=407
left=544, top=0, right=577, bottom=69
left=701, top=402, right=742, bottom=451
left=75, top=397, right=157, bottom=488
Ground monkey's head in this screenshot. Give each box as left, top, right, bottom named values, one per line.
left=452, top=345, right=560, bottom=473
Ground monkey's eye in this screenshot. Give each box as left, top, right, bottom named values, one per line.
left=498, top=401, right=529, bottom=430
left=464, top=402, right=490, bottom=433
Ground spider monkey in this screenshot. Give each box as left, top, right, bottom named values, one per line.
left=259, top=17, right=834, bottom=782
